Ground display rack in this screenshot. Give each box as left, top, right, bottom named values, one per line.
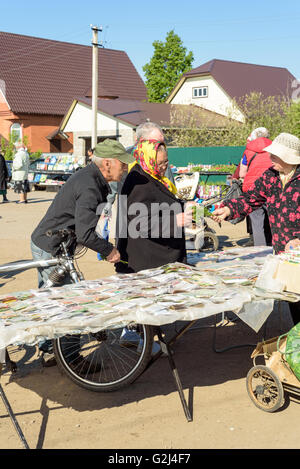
left=174, top=170, right=232, bottom=202
left=28, top=153, right=85, bottom=191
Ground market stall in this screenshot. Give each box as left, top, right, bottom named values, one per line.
left=173, top=163, right=235, bottom=204
left=1, top=246, right=299, bottom=445
left=28, top=153, right=85, bottom=192
left=1, top=246, right=291, bottom=350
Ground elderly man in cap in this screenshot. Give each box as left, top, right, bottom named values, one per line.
left=30, top=139, right=134, bottom=365
left=31, top=139, right=133, bottom=283
left=212, top=132, right=300, bottom=324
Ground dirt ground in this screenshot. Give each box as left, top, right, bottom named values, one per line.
left=0, top=188, right=299, bottom=450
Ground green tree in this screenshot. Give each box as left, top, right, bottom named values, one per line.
left=285, top=100, right=300, bottom=138
left=1, top=134, right=42, bottom=160
left=1, top=135, right=15, bottom=160
left=143, top=30, right=194, bottom=103
left=168, top=92, right=294, bottom=147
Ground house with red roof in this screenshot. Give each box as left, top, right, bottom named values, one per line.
left=166, top=59, right=296, bottom=122
left=0, top=31, right=147, bottom=153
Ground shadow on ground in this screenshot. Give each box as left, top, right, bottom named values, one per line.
left=3, top=307, right=294, bottom=413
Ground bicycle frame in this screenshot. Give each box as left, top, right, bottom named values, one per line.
left=0, top=258, right=59, bottom=274
left=0, top=229, right=84, bottom=286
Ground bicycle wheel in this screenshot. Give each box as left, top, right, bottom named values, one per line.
left=53, top=324, right=154, bottom=392
left=246, top=365, right=285, bottom=412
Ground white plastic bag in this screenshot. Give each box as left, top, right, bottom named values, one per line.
left=255, top=255, right=285, bottom=293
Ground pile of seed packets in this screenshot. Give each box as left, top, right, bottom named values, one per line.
left=1, top=247, right=298, bottom=349
left=278, top=247, right=300, bottom=264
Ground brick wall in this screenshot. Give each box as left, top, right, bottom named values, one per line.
left=0, top=103, right=18, bottom=142
left=0, top=104, right=73, bottom=153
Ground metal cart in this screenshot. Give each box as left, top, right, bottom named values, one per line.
left=246, top=334, right=300, bottom=412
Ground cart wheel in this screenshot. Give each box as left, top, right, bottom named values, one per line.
left=246, top=365, right=285, bottom=412
left=200, top=231, right=219, bottom=252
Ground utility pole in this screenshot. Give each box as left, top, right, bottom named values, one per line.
left=91, top=25, right=102, bottom=149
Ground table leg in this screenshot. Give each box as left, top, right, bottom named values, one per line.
left=0, top=365, right=30, bottom=449
left=156, top=328, right=192, bottom=422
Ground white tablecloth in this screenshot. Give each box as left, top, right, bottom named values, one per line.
left=1, top=246, right=299, bottom=356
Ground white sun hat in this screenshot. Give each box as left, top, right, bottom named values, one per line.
left=263, top=132, right=300, bottom=165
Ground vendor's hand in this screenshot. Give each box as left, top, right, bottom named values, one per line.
left=185, top=201, right=197, bottom=208
left=176, top=209, right=194, bottom=228
left=106, top=247, right=121, bottom=263
left=211, top=206, right=230, bottom=223
left=285, top=238, right=300, bottom=252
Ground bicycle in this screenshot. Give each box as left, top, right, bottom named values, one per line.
left=0, top=229, right=155, bottom=393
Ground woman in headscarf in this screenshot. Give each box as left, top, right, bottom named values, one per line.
left=116, top=140, right=191, bottom=273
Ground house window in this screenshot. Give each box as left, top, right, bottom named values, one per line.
left=192, top=86, right=208, bottom=98
left=10, top=123, right=22, bottom=142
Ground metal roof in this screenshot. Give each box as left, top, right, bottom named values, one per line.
left=0, top=31, right=147, bottom=116
left=61, top=97, right=231, bottom=130
left=167, top=58, right=296, bottom=102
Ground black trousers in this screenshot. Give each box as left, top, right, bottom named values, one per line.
left=289, top=301, right=300, bottom=325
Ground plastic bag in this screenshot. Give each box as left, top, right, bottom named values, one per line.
left=255, top=255, right=285, bottom=293
left=285, top=322, right=300, bottom=381
left=96, top=218, right=110, bottom=261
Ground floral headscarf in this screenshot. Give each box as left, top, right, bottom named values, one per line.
left=129, top=139, right=177, bottom=195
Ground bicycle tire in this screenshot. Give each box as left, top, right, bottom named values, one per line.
left=53, top=324, right=154, bottom=392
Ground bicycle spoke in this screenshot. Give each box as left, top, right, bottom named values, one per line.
left=53, top=325, right=154, bottom=391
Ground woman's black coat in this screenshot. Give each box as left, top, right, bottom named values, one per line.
left=116, top=165, right=186, bottom=273
left=0, top=154, right=8, bottom=191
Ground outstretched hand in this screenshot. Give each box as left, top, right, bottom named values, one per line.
left=211, top=206, right=231, bottom=224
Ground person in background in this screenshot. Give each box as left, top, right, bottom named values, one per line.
left=12, top=141, right=30, bottom=204
left=0, top=152, right=9, bottom=203
left=212, top=132, right=300, bottom=325
left=239, top=127, right=273, bottom=247
left=86, top=147, right=94, bottom=166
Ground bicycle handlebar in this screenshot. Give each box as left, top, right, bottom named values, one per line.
left=0, top=258, right=59, bottom=273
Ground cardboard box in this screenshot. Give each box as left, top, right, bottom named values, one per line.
left=273, top=260, right=300, bottom=294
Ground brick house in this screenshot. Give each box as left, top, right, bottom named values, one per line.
left=0, top=31, right=147, bottom=153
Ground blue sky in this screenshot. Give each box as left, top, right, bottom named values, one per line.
left=1, top=0, right=300, bottom=81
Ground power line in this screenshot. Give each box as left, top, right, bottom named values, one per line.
left=0, top=45, right=89, bottom=74
left=0, top=26, right=88, bottom=61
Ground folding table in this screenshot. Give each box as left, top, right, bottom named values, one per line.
left=1, top=246, right=298, bottom=448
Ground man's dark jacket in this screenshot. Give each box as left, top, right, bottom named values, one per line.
left=31, top=163, right=114, bottom=256
left=116, top=164, right=186, bottom=273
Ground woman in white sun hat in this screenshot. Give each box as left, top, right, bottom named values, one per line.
left=212, top=132, right=300, bottom=324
